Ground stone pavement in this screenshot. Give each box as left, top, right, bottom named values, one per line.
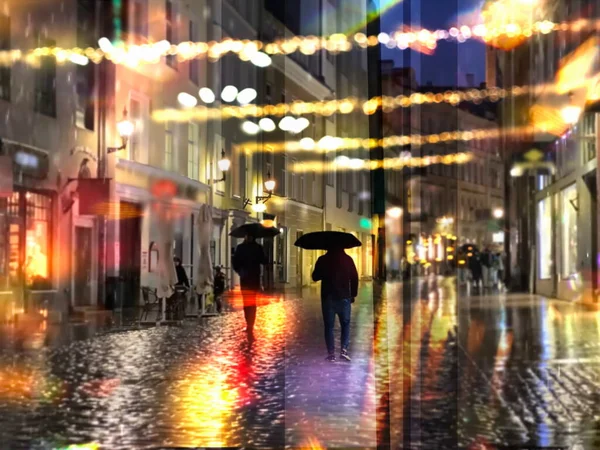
left=3, top=281, right=600, bottom=448
left=0, top=285, right=378, bottom=449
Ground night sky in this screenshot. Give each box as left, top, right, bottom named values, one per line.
left=381, top=0, right=486, bottom=87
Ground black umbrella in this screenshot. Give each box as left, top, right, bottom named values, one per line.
left=294, top=231, right=362, bottom=250
left=230, top=223, right=281, bottom=239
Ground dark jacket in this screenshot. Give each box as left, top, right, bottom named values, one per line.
left=214, top=272, right=225, bottom=295
left=175, top=265, right=190, bottom=288
left=312, top=249, right=359, bottom=301
left=232, top=241, right=267, bottom=289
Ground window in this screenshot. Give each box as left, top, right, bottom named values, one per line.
left=164, top=121, right=173, bottom=170
left=280, top=155, right=288, bottom=197
left=212, top=135, right=224, bottom=193
left=187, top=123, right=199, bottom=180
left=166, top=1, right=177, bottom=68
left=189, top=21, right=199, bottom=84
left=129, top=98, right=142, bottom=161
left=23, top=192, right=53, bottom=288
left=0, top=14, right=10, bottom=101
left=561, top=185, right=578, bottom=279
left=131, top=0, right=148, bottom=43
left=34, top=36, right=56, bottom=117
left=290, top=158, right=297, bottom=199
left=235, top=149, right=247, bottom=198
left=538, top=196, right=552, bottom=280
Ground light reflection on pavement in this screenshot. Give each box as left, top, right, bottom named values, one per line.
left=1, top=280, right=600, bottom=448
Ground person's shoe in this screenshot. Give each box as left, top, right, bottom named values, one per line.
left=325, top=354, right=336, bottom=362
left=340, top=349, right=351, bottom=361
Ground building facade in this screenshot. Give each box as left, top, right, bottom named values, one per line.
left=382, top=64, right=504, bottom=277
left=0, top=0, right=100, bottom=321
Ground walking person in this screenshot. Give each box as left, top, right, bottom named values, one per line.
left=312, top=247, right=359, bottom=362
left=213, top=265, right=225, bottom=313
left=481, top=247, right=492, bottom=289
left=496, top=252, right=505, bottom=291
left=232, top=233, right=267, bottom=340
left=469, top=253, right=483, bottom=293
left=174, top=257, right=190, bottom=288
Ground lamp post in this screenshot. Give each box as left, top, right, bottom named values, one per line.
left=244, top=171, right=276, bottom=212
left=107, top=108, right=134, bottom=154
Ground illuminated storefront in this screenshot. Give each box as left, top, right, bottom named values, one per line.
left=0, top=190, right=54, bottom=320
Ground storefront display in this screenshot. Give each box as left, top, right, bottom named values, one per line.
left=0, top=190, right=53, bottom=292
left=560, top=184, right=578, bottom=280
left=537, top=196, right=552, bottom=279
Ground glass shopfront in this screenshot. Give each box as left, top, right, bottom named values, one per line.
left=560, top=184, right=578, bottom=280
left=0, top=190, right=53, bottom=292
left=537, top=196, right=552, bottom=280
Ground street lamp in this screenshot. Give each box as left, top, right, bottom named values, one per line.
left=561, top=91, right=582, bottom=125
left=108, top=108, right=134, bottom=154
left=211, top=149, right=230, bottom=183
left=264, top=172, right=276, bottom=192
left=386, top=207, right=403, bottom=218
left=493, top=207, right=504, bottom=219
left=244, top=171, right=277, bottom=209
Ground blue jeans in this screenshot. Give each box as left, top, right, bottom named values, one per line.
left=322, top=297, right=352, bottom=354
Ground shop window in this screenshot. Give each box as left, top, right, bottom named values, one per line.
left=24, top=192, right=52, bottom=288
left=0, top=14, right=11, bottom=102
left=276, top=227, right=287, bottom=282
left=537, top=197, right=552, bottom=279
left=560, top=185, right=578, bottom=279
left=34, top=36, right=56, bottom=117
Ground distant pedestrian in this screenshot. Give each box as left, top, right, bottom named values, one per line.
left=469, top=253, right=483, bottom=291
left=481, top=247, right=492, bottom=289
left=497, top=252, right=505, bottom=290
left=232, top=233, right=267, bottom=340
left=312, top=247, right=359, bottom=362
left=213, top=265, right=225, bottom=313
left=174, top=257, right=189, bottom=288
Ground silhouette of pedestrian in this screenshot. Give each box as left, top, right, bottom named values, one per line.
left=312, top=247, right=358, bottom=362
left=232, top=233, right=266, bottom=340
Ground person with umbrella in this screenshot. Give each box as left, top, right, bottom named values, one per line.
left=296, top=231, right=360, bottom=362
left=231, top=223, right=279, bottom=339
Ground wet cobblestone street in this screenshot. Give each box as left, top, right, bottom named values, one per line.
left=2, top=280, right=600, bottom=448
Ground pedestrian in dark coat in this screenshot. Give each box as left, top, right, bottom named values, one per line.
left=232, top=234, right=267, bottom=338
left=312, top=247, right=359, bottom=362
left=469, top=253, right=483, bottom=290
left=174, top=257, right=189, bottom=288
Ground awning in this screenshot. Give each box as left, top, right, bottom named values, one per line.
left=116, top=159, right=211, bottom=197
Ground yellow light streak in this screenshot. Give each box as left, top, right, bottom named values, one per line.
left=151, top=83, right=574, bottom=123
left=0, top=17, right=592, bottom=68
left=290, top=152, right=473, bottom=173
left=237, top=125, right=532, bottom=154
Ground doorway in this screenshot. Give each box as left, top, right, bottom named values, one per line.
left=73, top=225, right=94, bottom=306
left=296, top=230, right=303, bottom=288
left=119, top=202, right=142, bottom=308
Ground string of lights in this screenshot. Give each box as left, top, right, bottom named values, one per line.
left=153, top=87, right=508, bottom=122
left=0, top=17, right=590, bottom=68
left=151, top=82, right=548, bottom=123
left=236, top=126, right=531, bottom=154
left=290, top=152, right=474, bottom=173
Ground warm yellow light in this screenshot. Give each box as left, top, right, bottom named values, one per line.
left=386, top=207, right=403, bottom=218
left=252, top=203, right=267, bottom=213
left=493, top=208, right=504, bottom=219
left=261, top=219, right=276, bottom=228
left=117, top=117, right=134, bottom=139
left=447, top=255, right=454, bottom=260
left=218, top=156, right=231, bottom=172
left=264, top=178, right=276, bottom=192
left=561, top=105, right=582, bottom=124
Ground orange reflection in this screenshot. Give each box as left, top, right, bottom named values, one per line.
left=555, top=36, right=599, bottom=95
